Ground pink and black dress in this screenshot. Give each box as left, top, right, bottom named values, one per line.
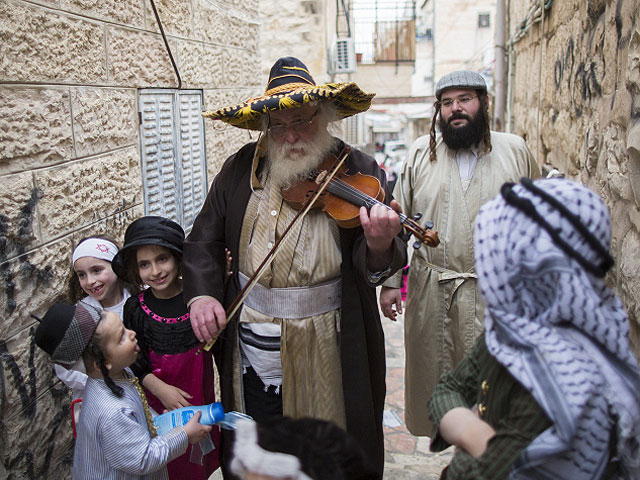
left=123, top=289, right=219, bottom=479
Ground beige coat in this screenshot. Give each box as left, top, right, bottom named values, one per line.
left=385, top=131, right=540, bottom=435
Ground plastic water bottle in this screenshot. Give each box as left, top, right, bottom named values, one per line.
left=153, top=402, right=252, bottom=435
left=217, top=410, right=253, bottom=430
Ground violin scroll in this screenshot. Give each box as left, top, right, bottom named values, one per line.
left=400, top=216, right=440, bottom=249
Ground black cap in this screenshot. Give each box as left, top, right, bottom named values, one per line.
left=34, top=302, right=102, bottom=368
left=34, top=304, right=76, bottom=357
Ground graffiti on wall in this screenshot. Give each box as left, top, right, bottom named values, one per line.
left=629, top=30, right=640, bottom=120
left=0, top=187, right=53, bottom=315
left=1, top=328, right=71, bottom=478
left=552, top=30, right=605, bottom=117
left=552, top=0, right=637, bottom=119
left=91, top=197, right=138, bottom=231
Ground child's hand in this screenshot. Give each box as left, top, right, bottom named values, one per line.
left=184, top=411, right=213, bottom=444
left=142, top=374, right=193, bottom=410
left=156, top=383, right=193, bottom=410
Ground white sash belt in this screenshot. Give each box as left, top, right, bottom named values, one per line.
left=423, top=261, right=477, bottom=312
left=238, top=272, right=342, bottom=319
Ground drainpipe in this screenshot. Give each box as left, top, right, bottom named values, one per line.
left=432, top=0, right=436, bottom=94
left=493, top=0, right=506, bottom=131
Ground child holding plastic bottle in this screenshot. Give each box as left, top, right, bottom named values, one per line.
left=112, top=216, right=219, bottom=479
left=57, top=236, right=131, bottom=403
left=34, top=302, right=211, bottom=479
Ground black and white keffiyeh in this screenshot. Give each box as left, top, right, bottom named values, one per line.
left=474, top=177, right=640, bottom=479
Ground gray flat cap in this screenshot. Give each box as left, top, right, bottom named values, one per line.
left=435, top=70, right=487, bottom=99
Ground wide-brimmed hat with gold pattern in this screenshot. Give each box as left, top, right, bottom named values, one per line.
left=202, top=56, right=375, bottom=130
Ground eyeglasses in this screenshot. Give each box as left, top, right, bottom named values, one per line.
left=440, top=95, right=478, bottom=108
left=268, top=110, right=319, bottom=139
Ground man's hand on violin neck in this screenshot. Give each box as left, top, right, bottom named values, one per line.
left=360, top=202, right=402, bottom=265
left=189, top=296, right=227, bottom=343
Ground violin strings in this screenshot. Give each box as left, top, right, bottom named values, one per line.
left=328, top=178, right=410, bottom=222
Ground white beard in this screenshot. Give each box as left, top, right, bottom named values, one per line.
left=266, top=127, right=336, bottom=189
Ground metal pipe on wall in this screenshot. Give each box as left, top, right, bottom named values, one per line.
left=493, top=0, right=507, bottom=131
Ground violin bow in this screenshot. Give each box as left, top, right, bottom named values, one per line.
left=200, top=148, right=351, bottom=352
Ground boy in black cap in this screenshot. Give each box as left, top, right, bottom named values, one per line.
left=34, top=302, right=211, bottom=479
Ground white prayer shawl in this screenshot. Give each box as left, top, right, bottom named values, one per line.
left=474, top=178, right=640, bottom=479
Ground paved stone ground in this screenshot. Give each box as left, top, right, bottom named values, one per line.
left=210, top=295, right=452, bottom=479
left=382, top=311, right=452, bottom=479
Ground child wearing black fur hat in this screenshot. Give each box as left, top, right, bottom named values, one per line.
left=111, top=216, right=219, bottom=479
left=34, top=302, right=212, bottom=479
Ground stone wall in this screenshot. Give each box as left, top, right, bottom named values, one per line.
left=434, top=0, right=497, bottom=83
left=0, top=0, right=260, bottom=477
left=507, top=0, right=640, bottom=356
left=259, top=0, right=331, bottom=83
left=349, top=63, right=416, bottom=98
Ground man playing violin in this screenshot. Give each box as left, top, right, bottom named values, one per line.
left=182, top=57, right=407, bottom=478
left=379, top=70, right=540, bottom=437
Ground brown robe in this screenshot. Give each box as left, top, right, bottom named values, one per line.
left=182, top=139, right=407, bottom=477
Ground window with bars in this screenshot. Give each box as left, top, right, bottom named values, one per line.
left=478, top=13, right=490, bottom=28
left=138, top=89, right=208, bottom=231
left=342, top=114, right=360, bottom=146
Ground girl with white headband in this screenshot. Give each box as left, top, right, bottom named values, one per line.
left=59, top=235, right=132, bottom=402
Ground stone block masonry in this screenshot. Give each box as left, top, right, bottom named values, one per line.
left=0, top=0, right=260, bottom=476
left=507, top=0, right=640, bottom=358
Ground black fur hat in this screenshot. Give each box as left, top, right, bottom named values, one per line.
left=111, top=216, right=184, bottom=279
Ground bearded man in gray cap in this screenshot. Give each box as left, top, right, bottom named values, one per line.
left=379, top=70, right=540, bottom=436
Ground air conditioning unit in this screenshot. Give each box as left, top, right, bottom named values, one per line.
left=328, top=38, right=356, bottom=74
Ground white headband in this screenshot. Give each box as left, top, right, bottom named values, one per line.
left=72, top=238, right=118, bottom=269
left=229, top=419, right=312, bottom=480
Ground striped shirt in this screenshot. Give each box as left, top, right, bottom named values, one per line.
left=428, top=336, right=551, bottom=479
left=73, top=375, right=187, bottom=479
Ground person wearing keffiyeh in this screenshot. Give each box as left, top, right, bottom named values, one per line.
left=428, top=177, right=640, bottom=479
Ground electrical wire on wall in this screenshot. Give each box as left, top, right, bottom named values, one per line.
left=149, top=0, right=182, bottom=89
left=535, top=0, right=545, bottom=164
left=505, top=0, right=554, bottom=157
left=509, top=0, right=554, bottom=45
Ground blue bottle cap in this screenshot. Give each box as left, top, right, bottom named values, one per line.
left=209, top=402, right=225, bottom=423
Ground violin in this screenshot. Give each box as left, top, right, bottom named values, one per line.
left=281, top=149, right=440, bottom=249
left=198, top=147, right=440, bottom=354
